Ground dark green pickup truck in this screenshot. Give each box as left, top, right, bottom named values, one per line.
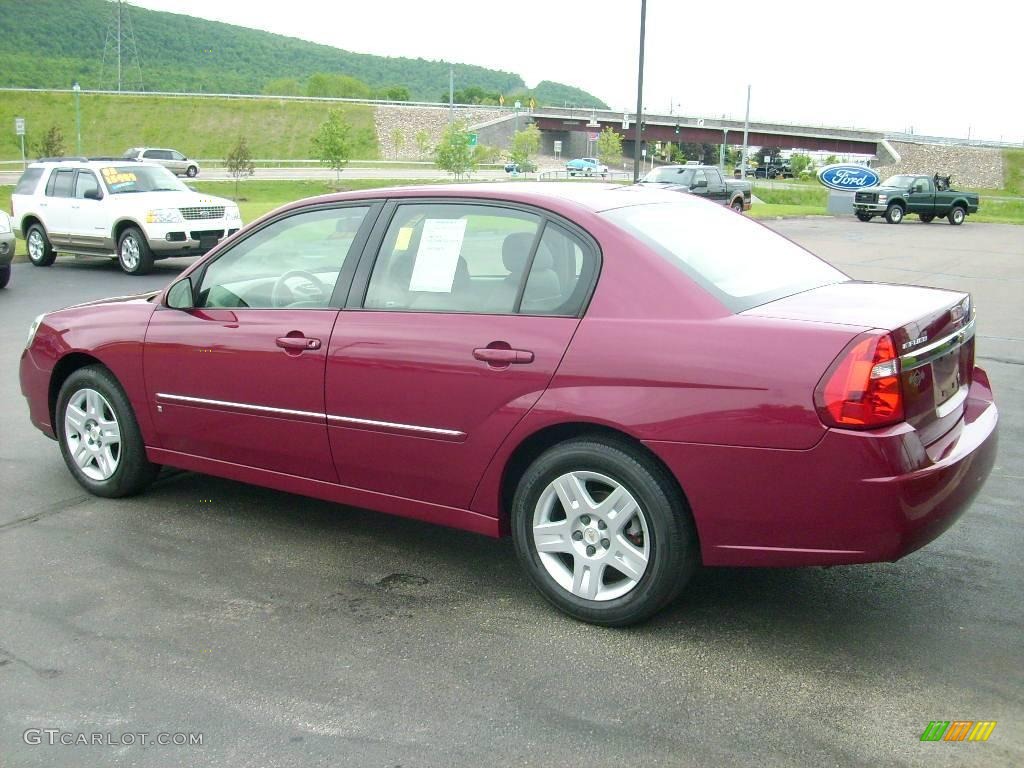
left=852, top=174, right=979, bottom=225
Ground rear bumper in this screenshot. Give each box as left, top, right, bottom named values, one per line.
left=646, top=368, right=998, bottom=567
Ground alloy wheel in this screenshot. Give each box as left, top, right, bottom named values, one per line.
left=532, top=471, right=650, bottom=601
left=120, top=235, right=140, bottom=271
left=28, top=230, right=43, bottom=261
left=64, top=388, right=121, bottom=481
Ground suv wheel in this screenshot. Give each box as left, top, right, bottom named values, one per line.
left=511, top=436, right=698, bottom=626
left=26, top=223, right=56, bottom=267
left=186, top=165, right=198, bottom=178
left=117, top=226, right=155, bottom=275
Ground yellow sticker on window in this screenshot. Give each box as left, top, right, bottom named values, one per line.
left=101, top=167, right=137, bottom=185
left=395, top=226, right=413, bottom=251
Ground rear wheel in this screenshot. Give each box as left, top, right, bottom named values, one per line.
left=511, top=436, right=698, bottom=626
left=186, top=165, right=198, bottom=178
left=117, top=226, right=155, bottom=275
left=731, top=198, right=744, bottom=214
left=884, top=204, right=904, bottom=224
left=26, top=224, right=56, bottom=266
left=56, top=365, right=159, bottom=497
left=947, top=205, right=965, bottom=225
left=856, top=212, right=873, bottom=222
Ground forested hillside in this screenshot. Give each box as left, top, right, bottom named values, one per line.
left=0, top=0, right=608, bottom=108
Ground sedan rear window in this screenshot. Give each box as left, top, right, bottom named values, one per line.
left=602, top=201, right=846, bottom=311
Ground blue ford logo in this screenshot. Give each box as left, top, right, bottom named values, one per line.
left=817, top=164, right=880, bottom=191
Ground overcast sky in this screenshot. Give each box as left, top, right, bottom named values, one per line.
left=132, top=0, right=1021, bottom=142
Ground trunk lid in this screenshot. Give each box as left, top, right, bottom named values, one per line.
left=745, top=281, right=974, bottom=444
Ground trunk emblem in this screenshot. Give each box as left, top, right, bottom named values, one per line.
left=902, top=335, right=928, bottom=350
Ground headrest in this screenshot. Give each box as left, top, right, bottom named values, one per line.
left=502, top=232, right=535, bottom=273
left=532, top=251, right=554, bottom=270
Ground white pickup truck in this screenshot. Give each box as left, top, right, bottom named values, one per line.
left=12, top=158, right=241, bottom=275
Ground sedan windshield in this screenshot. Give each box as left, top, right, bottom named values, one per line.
left=643, top=168, right=695, bottom=185
left=882, top=175, right=915, bottom=188
left=603, top=201, right=846, bottom=311
left=100, top=165, right=189, bottom=194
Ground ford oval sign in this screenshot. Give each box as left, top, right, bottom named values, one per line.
left=817, top=164, right=880, bottom=191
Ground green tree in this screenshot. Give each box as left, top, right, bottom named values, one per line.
left=390, top=128, right=405, bottom=159
left=307, top=73, right=372, bottom=99
left=434, top=122, right=476, bottom=179
left=415, top=130, right=432, bottom=157
left=262, top=77, right=301, bottom=96
left=596, top=127, right=623, bottom=168
left=224, top=135, right=255, bottom=200
left=509, top=124, right=541, bottom=168
left=378, top=85, right=411, bottom=101
left=34, top=124, right=65, bottom=158
left=312, top=110, right=354, bottom=181
left=824, top=154, right=839, bottom=165
left=790, top=153, right=812, bottom=176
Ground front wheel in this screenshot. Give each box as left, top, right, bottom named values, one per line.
left=885, top=204, right=904, bottom=224
left=948, top=206, right=965, bottom=225
left=56, top=365, right=159, bottom=497
left=511, top=437, right=698, bottom=626
left=186, top=165, right=198, bottom=178
left=26, top=224, right=56, bottom=266
left=117, top=226, right=155, bottom=275
left=856, top=212, right=873, bottom=222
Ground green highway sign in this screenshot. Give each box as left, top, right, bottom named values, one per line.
left=468, top=133, right=478, bottom=147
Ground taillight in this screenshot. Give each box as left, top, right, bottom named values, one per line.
left=814, top=331, right=904, bottom=429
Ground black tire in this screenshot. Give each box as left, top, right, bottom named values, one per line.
left=731, top=198, right=745, bottom=214
left=855, top=212, right=873, bottom=222
left=884, top=203, right=904, bottom=224
left=947, top=205, right=965, bottom=225
left=26, top=223, right=56, bottom=267
left=117, top=226, right=155, bottom=275
left=920, top=214, right=935, bottom=223
left=511, top=436, right=698, bottom=626
left=186, top=165, right=198, bottom=178
left=0, top=265, right=9, bottom=289
left=55, top=365, right=159, bottom=498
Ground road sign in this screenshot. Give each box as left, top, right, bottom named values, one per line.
left=553, top=140, right=562, bottom=153
left=622, top=113, right=629, bottom=130
left=697, top=118, right=705, bottom=127
left=468, top=133, right=478, bottom=147
left=588, top=132, right=599, bottom=141
left=15, top=117, right=25, bottom=135
left=514, top=101, right=521, bottom=110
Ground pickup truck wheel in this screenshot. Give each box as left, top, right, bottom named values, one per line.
left=26, top=224, right=56, bottom=266
left=884, top=204, right=904, bottom=224
left=731, top=199, right=744, bottom=214
left=186, top=165, right=198, bottom=178
left=947, top=206, right=965, bottom=225
left=856, top=212, right=873, bottom=222
left=117, top=226, right=155, bottom=275
left=920, top=214, right=935, bottom=223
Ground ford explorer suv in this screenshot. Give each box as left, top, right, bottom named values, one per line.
left=853, top=174, right=980, bottom=225
left=12, top=158, right=241, bottom=275
left=123, top=147, right=200, bottom=177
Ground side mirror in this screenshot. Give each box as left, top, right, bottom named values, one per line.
left=166, top=277, right=195, bottom=310
left=84, top=188, right=103, bottom=200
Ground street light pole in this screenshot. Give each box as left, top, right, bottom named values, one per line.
left=632, top=0, right=647, bottom=183
left=72, top=81, right=82, bottom=155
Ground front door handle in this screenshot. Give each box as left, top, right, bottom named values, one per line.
left=473, top=347, right=534, bottom=365
left=276, top=336, right=321, bottom=351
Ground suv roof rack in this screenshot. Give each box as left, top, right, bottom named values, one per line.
left=36, top=156, right=89, bottom=163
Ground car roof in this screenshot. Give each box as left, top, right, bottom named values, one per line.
left=282, top=182, right=696, bottom=216
left=29, top=158, right=165, bottom=169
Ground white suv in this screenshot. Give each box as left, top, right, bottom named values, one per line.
left=12, top=158, right=241, bottom=275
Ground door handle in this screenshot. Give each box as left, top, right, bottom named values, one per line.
left=276, top=336, right=321, bottom=351
left=473, top=347, right=534, bottom=365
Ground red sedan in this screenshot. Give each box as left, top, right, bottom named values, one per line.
left=19, top=184, right=998, bottom=625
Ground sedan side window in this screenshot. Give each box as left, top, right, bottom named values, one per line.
left=363, top=203, right=542, bottom=314
left=521, top=223, right=597, bottom=316
left=197, top=206, right=370, bottom=310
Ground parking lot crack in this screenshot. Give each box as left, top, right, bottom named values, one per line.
left=0, top=494, right=94, bottom=533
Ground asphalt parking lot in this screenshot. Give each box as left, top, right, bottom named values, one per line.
left=1, top=218, right=1021, bottom=767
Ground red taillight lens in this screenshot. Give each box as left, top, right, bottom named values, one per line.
left=815, top=332, right=904, bottom=429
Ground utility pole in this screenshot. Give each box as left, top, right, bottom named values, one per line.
left=117, top=0, right=122, bottom=92
left=741, top=84, right=751, bottom=177
left=632, top=0, right=647, bottom=183
left=449, top=65, right=454, bottom=125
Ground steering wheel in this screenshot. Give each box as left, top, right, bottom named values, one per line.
left=271, top=270, right=329, bottom=308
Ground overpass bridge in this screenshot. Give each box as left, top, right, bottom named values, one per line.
left=529, top=106, right=884, bottom=159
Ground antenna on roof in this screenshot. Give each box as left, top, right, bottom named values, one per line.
left=100, top=1, right=144, bottom=92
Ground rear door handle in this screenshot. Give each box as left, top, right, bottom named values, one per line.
left=276, top=336, right=321, bottom=351
left=473, top=347, right=534, bottom=365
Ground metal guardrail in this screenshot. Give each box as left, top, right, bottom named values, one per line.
left=537, top=169, right=632, bottom=182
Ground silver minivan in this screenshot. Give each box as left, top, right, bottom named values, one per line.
left=122, top=148, right=199, bottom=177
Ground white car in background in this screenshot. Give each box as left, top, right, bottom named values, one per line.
left=11, top=158, right=240, bottom=275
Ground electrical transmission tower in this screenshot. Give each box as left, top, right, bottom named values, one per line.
left=100, top=0, right=144, bottom=91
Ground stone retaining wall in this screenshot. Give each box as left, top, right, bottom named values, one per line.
left=873, top=141, right=1003, bottom=189
left=374, top=106, right=499, bottom=160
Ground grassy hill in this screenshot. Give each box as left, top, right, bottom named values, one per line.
left=0, top=91, right=378, bottom=161
left=0, top=0, right=608, bottom=108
